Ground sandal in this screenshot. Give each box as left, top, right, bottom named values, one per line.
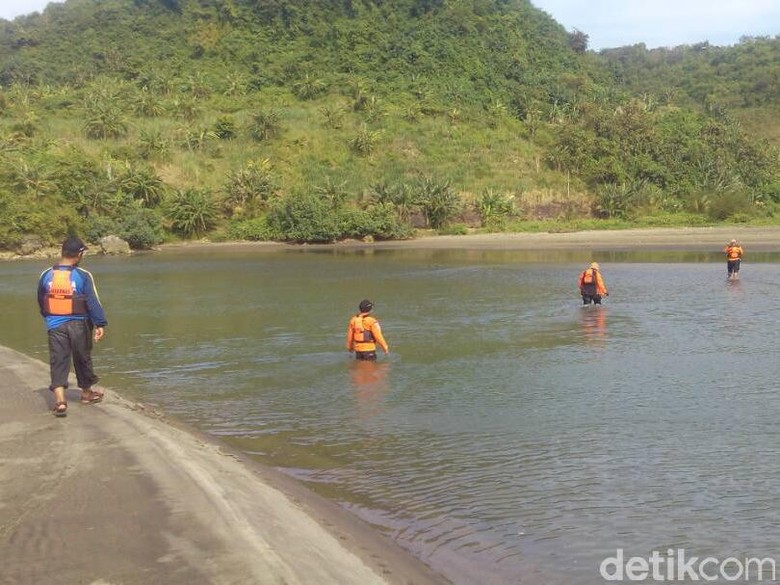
left=53, top=401, right=68, bottom=417
left=81, top=390, right=104, bottom=404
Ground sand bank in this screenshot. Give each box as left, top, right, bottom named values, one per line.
left=0, top=345, right=447, bottom=584
left=156, top=225, right=780, bottom=255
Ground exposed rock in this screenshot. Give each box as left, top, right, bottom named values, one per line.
left=99, top=235, right=132, bottom=255
left=18, top=235, right=44, bottom=255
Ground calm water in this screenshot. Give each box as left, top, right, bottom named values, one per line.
left=3, top=247, right=780, bottom=584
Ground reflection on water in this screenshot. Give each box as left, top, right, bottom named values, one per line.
left=3, top=248, right=780, bottom=585
left=349, top=359, right=391, bottom=421
left=580, top=306, right=608, bottom=346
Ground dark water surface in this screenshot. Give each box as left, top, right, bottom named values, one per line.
left=3, top=247, right=780, bottom=584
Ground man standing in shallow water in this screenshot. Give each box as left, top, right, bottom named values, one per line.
left=37, top=236, right=108, bottom=417
left=346, top=299, right=389, bottom=361
left=578, top=262, right=609, bottom=305
left=724, top=239, right=743, bottom=280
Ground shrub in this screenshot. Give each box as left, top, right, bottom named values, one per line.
left=227, top=216, right=274, bottom=241
left=137, top=129, right=172, bottom=160
left=84, top=105, right=129, bottom=139
left=116, top=208, right=165, bottom=249
left=349, top=124, right=381, bottom=157
left=475, top=189, right=515, bottom=228
left=84, top=209, right=164, bottom=249
left=164, top=188, right=220, bottom=237
left=117, top=165, right=167, bottom=207
left=333, top=204, right=411, bottom=240
left=267, top=193, right=339, bottom=243
left=249, top=109, right=282, bottom=142
left=213, top=116, right=237, bottom=140
left=706, top=189, right=754, bottom=221
left=596, top=183, right=634, bottom=219
left=438, top=223, right=468, bottom=235
left=293, top=74, right=327, bottom=100
left=319, top=104, right=345, bottom=129
left=363, top=203, right=414, bottom=239
left=83, top=215, right=119, bottom=243
left=415, top=178, right=461, bottom=229
left=223, top=159, right=277, bottom=216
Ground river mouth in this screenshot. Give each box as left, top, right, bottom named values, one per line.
left=6, top=246, right=780, bottom=584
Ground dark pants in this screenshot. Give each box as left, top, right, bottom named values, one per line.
left=727, top=259, right=741, bottom=275
left=582, top=294, right=602, bottom=305
left=355, top=350, right=377, bottom=361
left=47, top=320, right=98, bottom=391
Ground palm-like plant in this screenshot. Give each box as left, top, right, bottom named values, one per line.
left=319, top=104, right=345, bottom=129
left=475, top=189, right=514, bottom=228
left=293, top=74, right=327, bottom=100
left=315, top=177, right=349, bottom=209
left=84, top=105, right=129, bottom=139
left=137, top=129, right=172, bottom=160
left=133, top=87, right=166, bottom=118
left=223, top=159, right=277, bottom=214
left=181, top=127, right=219, bottom=151
left=249, top=109, right=282, bottom=142
left=350, top=124, right=381, bottom=156
left=416, top=178, right=461, bottom=229
left=118, top=165, right=166, bottom=207
left=164, top=188, right=220, bottom=237
left=11, top=160, right=55, bottom=198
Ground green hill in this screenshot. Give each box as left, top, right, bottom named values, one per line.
left=600, top=38, right=780, bottom=143
left=0, top=0, right=778, bottom=248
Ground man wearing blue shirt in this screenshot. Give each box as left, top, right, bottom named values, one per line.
left=37, top=236, right=108, bottom=417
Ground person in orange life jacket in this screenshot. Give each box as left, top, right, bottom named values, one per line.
left=723, top=239, right=744, bottom=280
left=578, top=262, right=609, bottom=305
left=37, top=236, right=108, bottom=417
left=346, top=299, right=389, bottom=361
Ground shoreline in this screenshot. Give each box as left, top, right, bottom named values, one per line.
left=3, top=226, right=779, bottom=262
left=0, top=344, right=448, bottom=584
left=156, top=225, right=780, bottom=254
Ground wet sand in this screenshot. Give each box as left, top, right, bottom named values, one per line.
left=157, top=226, right=780, bottom=254
left=0, top=345, right=448, bottom=585
left=3, top=226, right=777, bottom=262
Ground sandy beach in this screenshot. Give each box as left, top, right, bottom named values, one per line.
left=3, top=226, right=779, bottom=262
left=0, top=345, right=448, bottom=585
left=157, top=225, right=780, bottom=254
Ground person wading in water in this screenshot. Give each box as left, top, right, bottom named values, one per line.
left=578, top=262, right=609, bottom=305
left=724, top=239, right=744, bottom=281
left=346, top=299, right=389, bottom=360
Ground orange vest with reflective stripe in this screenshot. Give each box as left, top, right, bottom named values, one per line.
left=44, top=268, right=88, bottom=316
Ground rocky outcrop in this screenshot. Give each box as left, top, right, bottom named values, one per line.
left=17, top=235, right=45, bottom=256
left=99, top=235, right=132, bottom=255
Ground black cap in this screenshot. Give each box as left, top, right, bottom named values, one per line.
left=61, top=236, right=87, bottom=257
left=359, top=299, right=373, bottom=313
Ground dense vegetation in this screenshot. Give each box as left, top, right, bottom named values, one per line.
left=0, top=0, right=778, bottom=249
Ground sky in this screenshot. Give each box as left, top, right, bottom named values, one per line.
left=1, top=0, right=779, bottom=51
left=532, top=0, right=780, bottom=50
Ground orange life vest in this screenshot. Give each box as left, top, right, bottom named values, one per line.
left=44, top=268, right=88, bottom=316
left=581, top=268, right=596, bottom=284
left=351, top=315, right=376, bottom=345
left=726, top=246, right=742, bottom=260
